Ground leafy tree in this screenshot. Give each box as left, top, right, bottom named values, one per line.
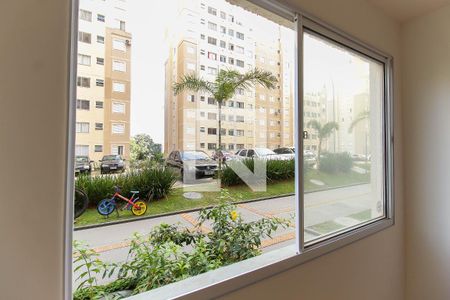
left=130, top=134, right=161, bottom=162
left=307, top=120, right=339, bottom=167
left=173, top=68, right=277, bottom=176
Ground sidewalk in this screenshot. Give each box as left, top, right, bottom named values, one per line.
left=74, top=184, right=372, bottom=264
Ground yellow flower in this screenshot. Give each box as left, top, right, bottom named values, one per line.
left=230, top=210, right=238, bottom=221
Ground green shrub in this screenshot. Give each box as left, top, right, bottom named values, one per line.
left=221, top=158, right=295, bottom=187
left=319, top=152, right=353, bottom=174
left=75, top=167, right=177, bottom=206
left=73, top=201, right=289, bottom=299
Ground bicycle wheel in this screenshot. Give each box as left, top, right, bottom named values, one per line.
left=74, top=188, right=89, bottom=219
left=131, top=200, right=147, bottom=216
left=97, top=199, right=115, bottom=216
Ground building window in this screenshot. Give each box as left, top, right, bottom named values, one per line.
left=207, top=37, right=217, bottom=45
left=207, top=143, right=216, bottom=150
left=200, top=34, right=205, bottom=40
left=207, top=97, right=216, bottom=105
left=78, top=54, right=91, bottom=67
left=228, top=43, right=234, bottom=51
left=200, top=49, right=205, bottom=55
left=112, top=102, right=126, bottom=113
left=112, top=123, right=125, bottom=134
left=236, top=102, right=244, bottom=109
left=236, top=32, right=244, bottom=40
left=187, top=63, right=196, bottom=70
left=200, top=143, right=205, bottom=149
left=200, top=65, right=205, bottom=71
left=113, top=82, right=125, bottom=93
left=207, top=67, right=217, bottom=75
left=220, top=11, right=226, bottom=19
left=96, top=35, right=104, bottom=44
left=236, top=59, right=244, bottom=68
left=94, top=145, right=103, bottom=152
left=220, top=26, right=226, bottom=34
left=236, top=115, right=244, bottom=122
left=119, top=20, right=126, bottom=31
left=208, top=22, right=217, bottom=31
left=79, top=9, right=92, bottom=22
left=220, top=55, right=226, bottom=63
left=236, top=46, right=244, bottom=54
left=207, top=112, right=217, bottom=120
left=112, top=60, right=126, bottom=72
left=228, top=28, right=234, bottom=37
left=95, top=123, right=103, bottom=130
left=78, top=31, right=91, bottom=44
left=97, top=14, right=105, bottom=22
left=236, top=130, right=244, bottom=136
left=187, top=95, right=195, bottom=102
left=112, top=145, right=124, bottom=155
left=95, top=101, right=103, bottom=109
left=208, top=52, right=217, bottom=60
left=95, top=79, right=104, bottom=87
left=207, top=128, right=217, bottom=135
left=228, top=15, right=234, bottom=22
left=228, top=57, right=234, bottom=65
left=112, top=39, right=126, bottom=51
left=76, top=122, right=89, bottom=133
left=75, top=145, right=89, bottom=156
left=200, top=127, right=205, bottom=133
left=77, top=76, right=90, bottom=88
left=76, top=99, right=90, bottom=110
left=207, top=6, right=217, bottom=16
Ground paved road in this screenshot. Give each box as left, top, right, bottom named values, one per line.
left=74, top=184, right=373, bottom=268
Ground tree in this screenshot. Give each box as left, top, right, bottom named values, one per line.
left=307, top=120, right=339, bottom=167
left=173, top=68, right=278, bottom=177
left=130, top=134, right=161, bottom=162
left=348, top=110, right=369, bottom=133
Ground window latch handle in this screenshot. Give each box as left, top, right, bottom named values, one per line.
left=302, top=131, right=309, bottom=139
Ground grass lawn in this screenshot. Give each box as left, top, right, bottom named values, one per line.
left=75, top=180, right=295, bottom=227
left=304, top=169, right=369, bottom=192
left=75, top=169, right=370, bottom=228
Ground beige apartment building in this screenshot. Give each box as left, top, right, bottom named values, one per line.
left=75, top=0, right=131, bottom=161
left=164, top=0, right=295, bottom=155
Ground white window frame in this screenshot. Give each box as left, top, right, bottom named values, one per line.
left=66, top=0, right=394, bottom=299
left=112, top=38, right=126, bottom=52
left=112, top=81, right=125, bottom=93
left=111, top=123, right=125, bottom=134
left=112, top=60, right=126, bottom=72
left=112, top=101, right=126, bottom=114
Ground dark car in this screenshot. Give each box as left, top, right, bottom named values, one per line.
left=211, top=150, right=236, bottom=163
left=100, top=155, right=125, bottom=174
left=75, top=156, right=92, bottom=175
left=166, top=150, right=218, bottom=182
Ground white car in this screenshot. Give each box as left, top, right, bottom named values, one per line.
left=273, top=147, right=296, bottom=160
left=235, top=148, right=291, bottom=161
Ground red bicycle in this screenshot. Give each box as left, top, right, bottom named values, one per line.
left=97, top=186, right=147, bottom=217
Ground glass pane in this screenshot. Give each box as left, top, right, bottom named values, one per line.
left=72, top=0, right=296, bottom=297
left=303, top=32, right=385, bottom=244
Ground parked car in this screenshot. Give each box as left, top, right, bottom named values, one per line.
left=304, top=150, right=317, bottom=167
left=100, top=155, right=125, bottom=174
left=166, top=150, right=218, bottom=181
left=235, top=148, right=290, bottom=160
left=75, top=156, right=92, bottom=175
left=273, top=147, right=295, bottom=160
left=211, top=149, right=236, bottom=162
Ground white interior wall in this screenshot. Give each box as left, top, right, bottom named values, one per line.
left=402, top=4, right=450, bottom=300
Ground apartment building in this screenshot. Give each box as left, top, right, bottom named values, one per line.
left=164, top=0, right=295, bottom=155
left=76, top=0, right=131, bottom=160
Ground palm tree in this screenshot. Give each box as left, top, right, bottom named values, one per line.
left=348, top=110, right=369, bottom=133
left=348, top=110, right=370, bottom=161
left=173, top=68, right=277, bottom=177
left=307, top=120, right=339, bottom=167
